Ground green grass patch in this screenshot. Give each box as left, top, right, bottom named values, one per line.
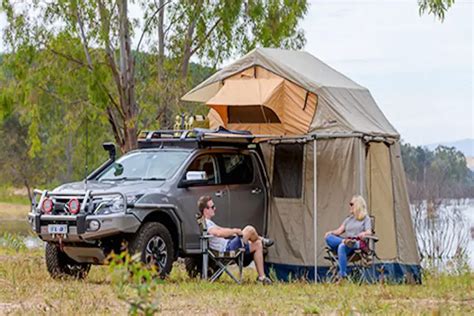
left=0, top=187, right=30, bottom=206
left=0, top=241, right=472, bottom=315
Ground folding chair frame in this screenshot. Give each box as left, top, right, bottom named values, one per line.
left=324, top=216, right=383, bottom=283
left=198, top=215, right=245, bottom=284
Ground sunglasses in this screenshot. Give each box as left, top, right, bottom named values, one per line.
left=208, top=205, right=216, bottom=210
left=349, top=202, right=354, bottom=207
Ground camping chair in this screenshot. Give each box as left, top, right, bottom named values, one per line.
left=324, top=216, right=381, bottom=283
left=197, top=214, right=245, bottom=284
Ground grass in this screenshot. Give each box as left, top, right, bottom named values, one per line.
left=0, top=200, right=472, bottom=314
left=0, top=244, right=472, bottom=315
left=0, top=202, right=30, bottom=220
left=0, top=187, right=30, bottom=206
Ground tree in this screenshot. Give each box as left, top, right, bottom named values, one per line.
left=1, top=0, right=308, bottom=151
left=418, top=0, right=455, bottom=21
left=401, top=142, right=473, bottom=200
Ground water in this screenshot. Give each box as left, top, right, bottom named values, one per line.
left=462, top=201, right=474, bottom=267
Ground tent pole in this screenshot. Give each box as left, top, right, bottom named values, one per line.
left=313, top=137, right=318, bottom=283
left=359, top=138, right=365, bottom=196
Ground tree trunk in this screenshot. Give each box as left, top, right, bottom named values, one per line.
left=157, top=0, right=165, bottom=81
left=181, top=1, right=202, bottom=78
left=118, top=0, right=138, bottom=152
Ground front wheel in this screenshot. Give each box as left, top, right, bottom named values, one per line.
left=128, top=222, right=175, bottom=278
left=45, top=242, right=91, bottom=279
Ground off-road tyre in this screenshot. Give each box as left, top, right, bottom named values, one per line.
left=128, top=222, right=175, bottom=278
left=45, top=242, right=91, bottom=279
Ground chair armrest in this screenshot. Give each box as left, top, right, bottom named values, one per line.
left=365, top=235, right=379, bottom=241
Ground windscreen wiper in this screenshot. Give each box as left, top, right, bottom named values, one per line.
left=99, top=177, right=142, bottom=181
left=141, top=177, right=166, bottom=181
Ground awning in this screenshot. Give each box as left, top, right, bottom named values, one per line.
left=206, top=78, right=284, bottom=106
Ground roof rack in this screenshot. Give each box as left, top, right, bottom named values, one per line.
left=137, top=127, right=255, bottom=149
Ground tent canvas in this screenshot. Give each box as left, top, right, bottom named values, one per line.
left=182, top=48, right=421, bottom=283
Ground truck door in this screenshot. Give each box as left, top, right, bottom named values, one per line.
left=176, top=154, right=230, bottom=250
left=219, top=153, right=266, bottom=233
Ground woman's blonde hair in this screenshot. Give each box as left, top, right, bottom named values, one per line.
left=352, top=195, right=368, bottom=221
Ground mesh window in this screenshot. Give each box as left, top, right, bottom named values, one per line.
left=219, top=154, right=254, bottom=184
left=273, top=144, right=304, bottom=198
left=228, top=106, right=281, bottom=123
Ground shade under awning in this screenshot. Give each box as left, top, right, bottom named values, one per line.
left=206, top=78, right=284, bottom=106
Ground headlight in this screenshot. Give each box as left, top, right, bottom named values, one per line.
left=94, top=196, right=125, bottom=215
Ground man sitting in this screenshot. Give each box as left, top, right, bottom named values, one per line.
left=198, top=195, right=274, bottom=284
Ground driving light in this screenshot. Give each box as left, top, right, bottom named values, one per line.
left=68, top=198, right=81, bottom=214
left=42, top=198, right=53, bottom=213
left=88, top=220, right=100, bottom=231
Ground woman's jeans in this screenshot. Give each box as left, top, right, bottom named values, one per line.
left=325, top=234, right=360, bottom=277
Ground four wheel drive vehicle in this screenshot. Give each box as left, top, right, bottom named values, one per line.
left=28, top=128, right=269, bottom=279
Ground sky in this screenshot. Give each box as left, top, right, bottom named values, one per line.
left=300, top=0, right=473, bottom=146
left=0, top=0, right=472, bottom=146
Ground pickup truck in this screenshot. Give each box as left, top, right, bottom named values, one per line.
left=28, top=128, right=269, bottom=278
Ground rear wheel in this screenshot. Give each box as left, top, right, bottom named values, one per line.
left=45, top=242, right=91, bottom=279
left=128, top=222, right=175, bottom=278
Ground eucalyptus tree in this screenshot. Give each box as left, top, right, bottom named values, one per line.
left=1, top=0, right=309, bottom=152
left=419, top=0, right=456, bottom=21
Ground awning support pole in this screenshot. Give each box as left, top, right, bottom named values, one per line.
left=313, top=137, right=318, bottom=283
left=359, top=139, right=365, bottom=196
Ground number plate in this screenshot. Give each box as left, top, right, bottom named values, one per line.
left=48, top=224, right=68, bottom=234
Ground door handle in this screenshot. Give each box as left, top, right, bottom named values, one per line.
left=215, top=190, right=225, bottom=197
left=251, top=188, right=262, bottom=194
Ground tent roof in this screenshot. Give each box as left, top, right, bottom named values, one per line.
left=182, top=48, right=399, bottom=138
left=182, top=48, right=365, bottom=102
left=206, top=78, right=284, bottom=106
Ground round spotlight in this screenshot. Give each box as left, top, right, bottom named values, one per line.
left=42, top=198, right=53, bottom=213
left=68, top=198, right=81, bottom=214
left=88, top=220, right=100, bottom=231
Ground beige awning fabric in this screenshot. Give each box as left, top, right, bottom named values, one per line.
left=206, top=78, right=284, bottom=106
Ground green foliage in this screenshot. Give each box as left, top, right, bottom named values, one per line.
left=401, top=142, right=473, bottom=200
left=0, top=232, right=26, bottom=251
left=419, top=0, right=455, bottom=21
left=108, top=250, right=162, bottom=316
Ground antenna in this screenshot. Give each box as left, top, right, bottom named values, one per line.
left=84, top=109, right=89, bottom=188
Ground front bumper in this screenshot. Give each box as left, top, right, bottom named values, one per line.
left=28, top=212, right=141, bottom=242
left=30, top=189, right=141, bottom=242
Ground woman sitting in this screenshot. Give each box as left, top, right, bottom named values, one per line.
left=324, top=195, right=372, bottom=280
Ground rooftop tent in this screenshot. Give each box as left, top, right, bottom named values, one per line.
left=182, top=48, right=421, bottom=283
left=182, top=47, right=398, bottom=137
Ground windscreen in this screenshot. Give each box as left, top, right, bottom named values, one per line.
left=97, top=151, right=190, bottom=181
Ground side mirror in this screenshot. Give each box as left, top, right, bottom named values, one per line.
left=179, top=171, right=208, bottom=188
left=103, top=142, right=116, bottom=161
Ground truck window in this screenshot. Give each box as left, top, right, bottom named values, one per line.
left=219, top=154, right=253, bottom=185
left=186, top=155, right=217, bottom=185
left=273, top=144, right=304, bottom=198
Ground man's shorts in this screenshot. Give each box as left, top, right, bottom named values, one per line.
left=225, top=236, right=250, bottom=254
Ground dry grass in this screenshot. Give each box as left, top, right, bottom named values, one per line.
left=0, top=202, right=30, bottom=220
left=0, top=245, right=472, bottom=315
left=0, top=199, right=472, bottom=315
